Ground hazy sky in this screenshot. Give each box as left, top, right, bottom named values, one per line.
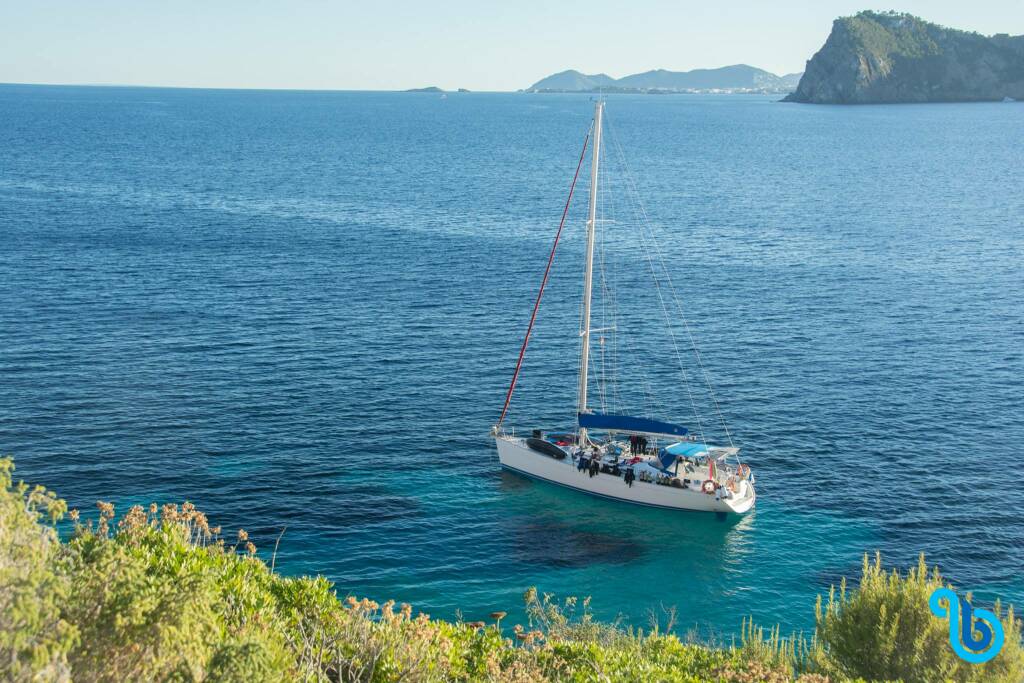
left=2, top=1, right=1021, bottom=91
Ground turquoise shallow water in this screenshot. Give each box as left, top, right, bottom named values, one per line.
left=1, top=84, right=1022, bottom=636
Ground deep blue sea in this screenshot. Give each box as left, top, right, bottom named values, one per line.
left=1, top=84, right=1022, bottom=637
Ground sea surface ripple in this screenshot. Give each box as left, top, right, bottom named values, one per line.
left=1, top=85, right=1022, bottom=635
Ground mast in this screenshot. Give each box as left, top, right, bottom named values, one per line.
left=578, top=100, right=603, bottom=444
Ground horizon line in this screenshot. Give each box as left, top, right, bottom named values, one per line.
left=0, top=62, right=807, bottom=95
left=0, top=80, right=801, bottom=95
left=0, top=80, right=517, bottom=94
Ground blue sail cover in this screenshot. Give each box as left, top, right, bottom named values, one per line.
left=577, top=412, right=688, bottom=437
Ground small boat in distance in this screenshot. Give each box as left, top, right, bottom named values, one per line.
left=492, top=101, right=756, bottom=515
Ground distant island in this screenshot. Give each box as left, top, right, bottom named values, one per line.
left=787, top=11, right=1024, bottom=104
left=526, top=65, right=802, bottom=94
left=404, top=86, right=473, bottom=94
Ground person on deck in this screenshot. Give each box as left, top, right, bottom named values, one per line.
left=624, top=467, right=635, bottom=488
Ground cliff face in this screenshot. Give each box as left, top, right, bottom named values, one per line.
left=786, top=11, right=1024, bottom=103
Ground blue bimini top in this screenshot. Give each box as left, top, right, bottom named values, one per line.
left=664, top=442, right=709, bottom=458
left=658, top=441, right=710, bottom=469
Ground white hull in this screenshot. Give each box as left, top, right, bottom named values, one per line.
left=493, top=103, right=757, bottom=516
left=495, top=436, right=755, bottom=514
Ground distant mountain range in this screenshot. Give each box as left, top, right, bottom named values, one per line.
left=786, top=11, right=1024, bottom=103
left=527, top=65, right=803, bottom=93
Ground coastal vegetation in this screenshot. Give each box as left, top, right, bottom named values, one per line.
left=2, top=456, right=1021, bottom=682
left=786, top=10, right=1024, bottom=103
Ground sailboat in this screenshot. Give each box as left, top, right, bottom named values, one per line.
left=491, top=101, right=756, bottom=515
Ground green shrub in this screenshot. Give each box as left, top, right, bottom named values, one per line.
left=2, top=457, right=1022, bottom=682
left=0, top=457, right=75, bottom=682
left=814, top=552, right=1024, bottom=683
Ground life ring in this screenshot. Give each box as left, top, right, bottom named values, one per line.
left=701, top=480, right=716, bottom=495
left=738, top=464, right=751, bottom=479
